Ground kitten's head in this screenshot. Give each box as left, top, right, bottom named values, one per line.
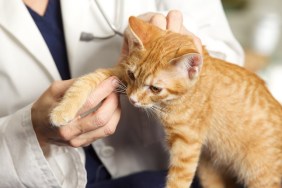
left=122, top=16, right=203, bottom=110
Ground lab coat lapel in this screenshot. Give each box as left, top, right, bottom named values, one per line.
left=0, top=0, right=61, bottom=81
left=60, top=0, right=87, bottom=76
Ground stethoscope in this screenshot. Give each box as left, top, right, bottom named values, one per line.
left=80, top=0, right=124, bottom=42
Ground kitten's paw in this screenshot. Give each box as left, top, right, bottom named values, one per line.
left=50, top=103, right=78, bottom=127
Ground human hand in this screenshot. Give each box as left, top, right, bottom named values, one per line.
left=119, top=10, right=203, bottom=61
left=31, top=77, right=121, bottom=147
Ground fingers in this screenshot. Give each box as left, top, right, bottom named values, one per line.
left=166, top=10, right=183, bottom=33
left=149, top=14, right=166, bottom=30
left=78, top=76, right=119, bottom=115
left=167, top=10, right=203, bottom=54
left=193, top=36, right=203, bottom=55
left=49, top=79, right=75, bottom=98
left=148, top=10, right=183, bottom=32
left=55, top=105, right=121, bottom=147
left=181, top=26, right=203, bottom=54
left=77, top=92, right=119, bottom=132
left=34, top=76, right=121, bottom=147
left=137, top=12, right=155, bottom=22
left=69, top=107, right=121, bottom=147
left=52, top=92, right=120, bottom=147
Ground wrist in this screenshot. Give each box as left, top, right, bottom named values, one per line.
left=31, top=104, right=48, bottom=148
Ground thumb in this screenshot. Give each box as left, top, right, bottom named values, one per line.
left=54, top=79, right=75, bottom=98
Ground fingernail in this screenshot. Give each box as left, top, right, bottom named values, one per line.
left=111, top=78, right=119, bottom=87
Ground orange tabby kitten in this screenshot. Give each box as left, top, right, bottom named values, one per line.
left=50, top=17, right=282, bottom=188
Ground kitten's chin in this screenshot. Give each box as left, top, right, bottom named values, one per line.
left=132, top=103, right=152, bottom=109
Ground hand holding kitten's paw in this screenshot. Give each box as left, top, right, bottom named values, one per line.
left=50, top=75, right=120, bottom=126
left=32, top=76, right=121, bottom=147
left=31, top=80, right=75, bottom=144
left=49, top=84, right=87, bottom=127
left=50, top=102, right=78, bottom=127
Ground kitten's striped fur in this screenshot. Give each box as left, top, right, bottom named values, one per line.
left=51, top=17, right=282, bottom=188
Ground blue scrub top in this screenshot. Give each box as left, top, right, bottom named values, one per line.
left=26, top=0, right=111, bottom=185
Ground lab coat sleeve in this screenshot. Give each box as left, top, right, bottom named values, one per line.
left=158, top=0, right=244, bottom=66
left=0, top=104, right=61, bottom=187
left=0, top=104, right=86, bottom=188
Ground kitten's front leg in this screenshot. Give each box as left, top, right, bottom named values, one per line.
left=198, top=156, right=235, bottom=188
left=166, top=129, right=202, bottom=188
left=50, top=68, right=118, bottom=126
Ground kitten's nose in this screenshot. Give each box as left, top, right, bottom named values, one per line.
left=129, top=97, right=137, bottom=105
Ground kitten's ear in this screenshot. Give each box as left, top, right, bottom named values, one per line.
left=171, top=53, right=203, bottom=80
left=125, top=16, right=163, bottom=51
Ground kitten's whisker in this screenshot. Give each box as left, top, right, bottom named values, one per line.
left=114, top=88, right=127, bottom=94
left=144, top=108, right=151, bottom=119
left=149, top=107, right=160, bottom=119
left=151, top=105, right=166, bottom=114
left=117, top=79, right=125, bottom=85
left=115, top=86, right=126, bottom=90
left=115, top=82, right=127, bottom=94
left=148, top=108, right=156, bottom=118
left=114, top=90, right=126, bottom=94
left=150, top=107, right=159, bottom=115
left=114, top=90, right=126, bottom=93
left=117, top=84, right=126, bottom=90
left=116, top=79, right=127, bottom=88
left=152, top=105, right=160, bottom=111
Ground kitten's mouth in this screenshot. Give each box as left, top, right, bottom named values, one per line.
left=132, top=103, right=152, bottom=109
left=129, top=99, right=150, bottom=109
left=129, top=96, right=153, bottom=108
left=130, top=102, right=143, bottom=108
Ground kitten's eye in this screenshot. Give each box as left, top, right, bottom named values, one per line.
left=149, top=86, right=162, bottom=94
left=127, top=70, right=135, bottom=81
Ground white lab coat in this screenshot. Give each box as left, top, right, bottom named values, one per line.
left=0, top=0, right=244, bottom=187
